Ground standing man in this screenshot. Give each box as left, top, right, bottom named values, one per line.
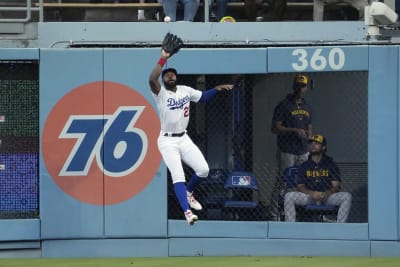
left=271, top=74, right=313, bottom=175
left=270, top=74, right=313, bottom=220
left=284, top=134, right=352, bottom=222
left=149, top=33, right=234, bottom=225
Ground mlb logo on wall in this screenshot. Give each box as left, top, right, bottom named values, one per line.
left=0, top=115, right=5, bottom=122
left=42, top=81, right=162, bottom=205
left=232, top=175, right=251, bottom=186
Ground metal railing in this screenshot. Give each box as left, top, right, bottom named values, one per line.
left=0, top=0, right=43, bottom=23
left=0, top=0, right=210, bottom=23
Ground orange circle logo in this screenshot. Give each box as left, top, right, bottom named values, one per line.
left=42, top=81, right=161, bottom=205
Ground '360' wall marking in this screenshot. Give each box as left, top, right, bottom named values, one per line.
left=291, top=48, right=346, bottom=71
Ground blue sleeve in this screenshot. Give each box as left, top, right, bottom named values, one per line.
left=199, top=88, right=218, bottom=103
left=272, top=101, right=286, bottom=122
left=330, top=162, right=341, bottom=181
left=296, top=164, right=307, bottom=185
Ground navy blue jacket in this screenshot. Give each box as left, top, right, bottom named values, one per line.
left=297, top=155, right=341, bottom=192
left=272, top=93, right=312, bottom=155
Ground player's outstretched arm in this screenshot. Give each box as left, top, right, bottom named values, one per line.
left=149, top=49, right=170, bottom=95
left=198, top=84, right=235, bottom=103
left=149, top=33, right=183, bottom=95
left=215, top=84, right=234, bottom=91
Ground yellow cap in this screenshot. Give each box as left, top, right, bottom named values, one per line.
left=309, top=134, right=327, bottom=146
left=294, top=74, right=308, bottom=85
left=220, top=16, right=236, bottom=22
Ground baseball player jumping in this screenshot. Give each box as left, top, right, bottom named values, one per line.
left=149, top=33, right=234, bottom=225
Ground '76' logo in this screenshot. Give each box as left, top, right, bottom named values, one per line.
left=59, top=106, right=147, bottom=177
left=42, top=81, right=161, bottom=205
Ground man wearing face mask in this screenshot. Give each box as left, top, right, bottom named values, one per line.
left=284, top=134, right=352, bottom=223
left=149, top=45, right=234, bottom=226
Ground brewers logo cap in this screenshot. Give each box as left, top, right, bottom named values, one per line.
left=294, top=74, right=309, bottom=85
left=309, top=134, right=327, bottom=146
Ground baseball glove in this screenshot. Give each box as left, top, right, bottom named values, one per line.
left=162, top=32, right=184, bottom=56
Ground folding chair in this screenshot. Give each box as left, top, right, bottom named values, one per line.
left=282, top=166, right=338, bottom=222
left=222, top=171, right=265, bottom=221
left=196, top=169, right=228, bottom=220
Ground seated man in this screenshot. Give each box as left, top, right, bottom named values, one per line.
left=158, top=0, right=199, bottom=21
left=313, top=0, right=368, bottom=21
left=245, top=0, right=264, bottom=21
left=208, top=0, right=230, bottom=21
left=284, top=134, right=352, bottom=223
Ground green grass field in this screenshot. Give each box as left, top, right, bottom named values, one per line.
left=0, top=257, right=399, bottom=267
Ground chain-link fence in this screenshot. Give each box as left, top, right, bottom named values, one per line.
left=0, top=61, right=39, bottom=219
left=168, top=71, right=368, bottom=223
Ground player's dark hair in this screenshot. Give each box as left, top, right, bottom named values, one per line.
left=161, top=68, right=178, bottom=91
left=162, top=68, right=177, bottom=78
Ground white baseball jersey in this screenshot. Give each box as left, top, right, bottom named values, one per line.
left=152, top=84, right=202, bottom=133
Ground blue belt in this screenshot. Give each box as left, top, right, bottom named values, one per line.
left=163, top=132, right=185, bottom=137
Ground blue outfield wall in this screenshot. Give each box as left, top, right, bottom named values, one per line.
left=368, top=46, right=400, bottom=241
left=0, top=45, right=398, bottom=257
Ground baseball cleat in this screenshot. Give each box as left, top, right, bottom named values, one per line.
left=184, top=210, right=198, bottom=226
left=187, top=191, right=203, bottom=210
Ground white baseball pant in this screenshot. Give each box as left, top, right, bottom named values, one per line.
left=157, top=134, right=209, bottom=184
left=284, top=191, right=352, bottom=222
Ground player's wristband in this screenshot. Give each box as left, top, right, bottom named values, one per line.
left=158, top=57, right=166, bottom=67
